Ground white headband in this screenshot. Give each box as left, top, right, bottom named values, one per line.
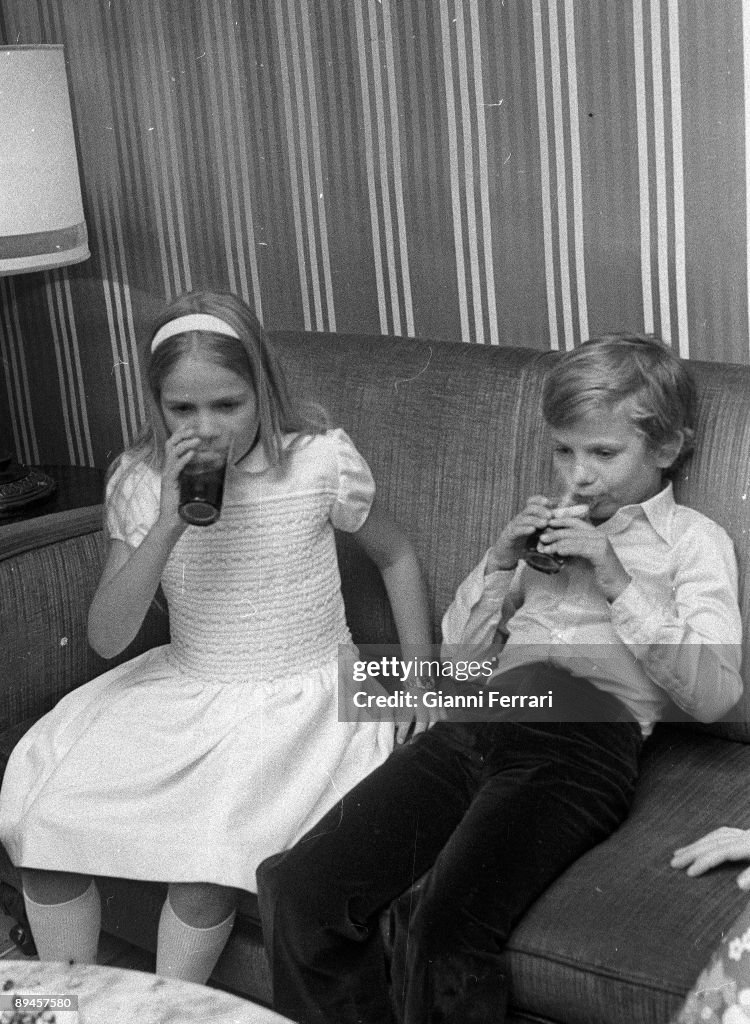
left=151, top=313, right=240, bottom=352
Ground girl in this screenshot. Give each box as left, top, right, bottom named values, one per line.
left=0, top=290, right=432, bottom=985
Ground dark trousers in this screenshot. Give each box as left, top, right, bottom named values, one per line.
left=257, top=665, right=643, bottom=1024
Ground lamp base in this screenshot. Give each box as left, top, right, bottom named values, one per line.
left=0, top=454, right=56, bottom=516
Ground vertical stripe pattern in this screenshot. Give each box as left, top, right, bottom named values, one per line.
left=439, top=0, right=497, bottom=345
left=44, top=273, right=95, bottom=467
left=353, top=0, right=413, bottom=336
left=744, top=0, right=750, bottom=361
left=632, top=0, right=688, bottom=350
left=275, top=0, right=335, bottom=332
left=1, top=0, right=750, bottom=465
left=0, top=279, right=39, bottom=465
left=633, top=0, right=655, bottom=335
left=532, top=0, right=588, bottom=350
left=133, top=4, right=192, bottom=299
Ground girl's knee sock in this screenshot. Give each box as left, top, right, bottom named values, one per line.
left=156, top=896, right=236, bottom=985
left=22, top=880, right=100, bottom=964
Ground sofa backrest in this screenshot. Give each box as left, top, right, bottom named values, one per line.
left=273, top=333, right=750, bottom=741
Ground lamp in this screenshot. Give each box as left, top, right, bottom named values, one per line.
left=0, top=44, right=90, bottom=515
left=0, top=45, right=89, bottom=274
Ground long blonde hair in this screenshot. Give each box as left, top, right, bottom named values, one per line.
left=109, top=290, right=329, bottom=486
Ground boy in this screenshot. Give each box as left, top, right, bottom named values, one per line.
left=258, top=335, right=742, bottom=1024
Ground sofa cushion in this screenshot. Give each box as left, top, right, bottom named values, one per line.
left=505, top=725, right=750, bottom=1024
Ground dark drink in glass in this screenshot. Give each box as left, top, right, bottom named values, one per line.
left=522, top=496, right=589, bottom=574
left=523, top=530, right=566, bottom=574
left=178, top=453, right=226, bottom=526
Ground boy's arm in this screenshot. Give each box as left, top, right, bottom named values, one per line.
left=440, top=551, right=522, bottom=659
left=610, top=522, right=742, bottom=722
left=441, top=493, right=552, bottom=656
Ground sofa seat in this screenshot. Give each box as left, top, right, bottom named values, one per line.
left=505, top=725, right=750, bottom=1024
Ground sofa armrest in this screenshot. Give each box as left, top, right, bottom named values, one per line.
left=0, top=505, right=105, bottom=562
left=0, top=505, right=169, bottom=732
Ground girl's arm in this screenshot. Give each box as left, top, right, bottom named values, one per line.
left=88, top=523, right=185, bottom=659
left=352, top=499, right=433, bottom=659
left=88, top=429, right=199, bottom=659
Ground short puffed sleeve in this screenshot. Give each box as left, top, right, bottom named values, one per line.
left=105, top=455, right=161, bottom=548
left=328, top=428, right=376, bottom=532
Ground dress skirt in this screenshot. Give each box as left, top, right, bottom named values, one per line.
left=0, top=644, right=393, bottom=892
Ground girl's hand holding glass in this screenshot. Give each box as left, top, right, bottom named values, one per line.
left=158, top=428, right=201, bottom=530
left=671, top=827, right=750, bottom=889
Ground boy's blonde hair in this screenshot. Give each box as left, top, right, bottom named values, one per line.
left=542, top=334, right=696, bottom=476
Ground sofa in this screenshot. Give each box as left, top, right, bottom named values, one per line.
left=2, top=331, right=750, bottom=1024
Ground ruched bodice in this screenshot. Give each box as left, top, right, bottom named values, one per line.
left=163, top=486, right=350, bottom=683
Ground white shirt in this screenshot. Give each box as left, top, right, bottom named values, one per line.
left=441, top=484, right=743, bottom=735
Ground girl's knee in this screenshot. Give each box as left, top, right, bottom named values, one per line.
left=167, top=882, right=238, bottom=928
left=22, top=869, right=93, bottom=905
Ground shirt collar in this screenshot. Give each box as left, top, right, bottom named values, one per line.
left=601, top=482, right=675, bottom=542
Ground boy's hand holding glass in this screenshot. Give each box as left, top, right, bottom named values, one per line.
left=485, top=495, right=558, bottom=574
left=535, top=510, right=631, bottom=602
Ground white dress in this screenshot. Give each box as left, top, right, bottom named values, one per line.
left=0, top=428, right=394, bottom=891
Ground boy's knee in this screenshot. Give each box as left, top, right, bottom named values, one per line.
left=257, top=848, right=354, bottom=946
left=259, top=840, right=343, bottom=899
left=256, top=851, right=286, bottom=900
left=257, top=852, right=318, bottom=940
left=257, top=852, right=300, bottom=921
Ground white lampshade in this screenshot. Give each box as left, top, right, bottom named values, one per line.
left=0, top=44, right=89, bottom=275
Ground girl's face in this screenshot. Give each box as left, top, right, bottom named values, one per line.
left=160, top=352, right=259, bottom=459
left=550, top=398, right=679, bottom=521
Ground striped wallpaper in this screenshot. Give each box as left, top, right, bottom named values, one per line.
left=0, top=0, right=749, bottom=468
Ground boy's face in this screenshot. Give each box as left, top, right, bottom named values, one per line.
left=550, top=398, right=678, bottom=521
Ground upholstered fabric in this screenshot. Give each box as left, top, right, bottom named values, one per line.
left=507, top=726, right=750, bottom=1024
left=2, top=336, right=750, bottom=1022
left=0, top=508, right=170, bottom=730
